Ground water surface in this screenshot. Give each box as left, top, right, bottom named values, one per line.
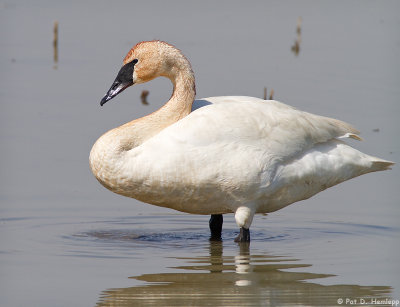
left=1, top=1, right=399, bottom=306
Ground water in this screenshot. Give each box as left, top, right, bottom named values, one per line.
left=1, top=1, right=399, bottom=306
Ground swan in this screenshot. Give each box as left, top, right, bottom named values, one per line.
left=90, top=40, right=394, bottom=242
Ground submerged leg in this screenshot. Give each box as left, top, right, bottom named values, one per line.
left=209, top=214, right=223, bottom=241
left=234, top=227, right=250, bottom=242
left=234, top=206, right=255, bottom=243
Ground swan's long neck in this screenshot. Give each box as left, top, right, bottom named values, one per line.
left=89, top=56, right=195, bottom=192
left=116, top=69, right=195, bottom=148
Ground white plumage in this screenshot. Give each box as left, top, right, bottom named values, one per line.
left=90, top=41, right=393, bottom=241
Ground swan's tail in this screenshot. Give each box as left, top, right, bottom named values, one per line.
left=337, top=132, right=394, bottom=172
left=369, top=158, right=395, bottom=172
left=258, top=140, right=394, bottom=214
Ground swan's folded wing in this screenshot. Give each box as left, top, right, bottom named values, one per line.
left=155, top=98, right=360, bottom=162
left=127, top=98, right=365, bottom=208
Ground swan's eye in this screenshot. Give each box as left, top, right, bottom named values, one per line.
left=132, top=59, right=138, bottom=65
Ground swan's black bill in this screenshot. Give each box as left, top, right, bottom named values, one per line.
left=100, top=61, right=136, bottom=106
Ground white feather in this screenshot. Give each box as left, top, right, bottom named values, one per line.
left=90, top=41, right=394, bottom=233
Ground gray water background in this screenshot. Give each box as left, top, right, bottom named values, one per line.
left=1, top=1, right=399, bottom=306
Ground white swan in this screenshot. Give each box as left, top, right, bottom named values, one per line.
left=90, top=40, right=393, bottom=242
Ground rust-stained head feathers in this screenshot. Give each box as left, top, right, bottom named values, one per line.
left=100, top=41, right=195, bottom=105
left=122, top=41, right=194, bottom=83
left=123, top=40, right=178, bottom=64
left=123, top=41, right=143, bottom=65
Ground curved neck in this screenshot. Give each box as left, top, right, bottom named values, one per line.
left=90, top=64, right=196, bottom=189
left=158, top=68, right=196, bottom=130
left=89, top=66, right=195, bottom=194
left=90, top=41, right=196, bottom=194
left=118, top=67, right=196, bottom=149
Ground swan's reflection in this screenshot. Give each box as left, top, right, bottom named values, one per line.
left=235, top=243, right=253, bottom=286
left=97, top=242, right=391, bottom=306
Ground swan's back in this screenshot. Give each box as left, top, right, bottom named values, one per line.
left=178, top=96, right=361, bottom=164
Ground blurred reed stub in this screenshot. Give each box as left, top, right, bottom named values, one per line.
left=140, top=90, right=150, bottom=105
left=263, top=87, right=274, bottom=100
left=53, top=21, right=58, bottom=69
left=291, top=17, right=302, bottom=56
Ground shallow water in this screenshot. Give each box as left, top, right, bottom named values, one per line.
left=1, top=1, right=399, bottom=306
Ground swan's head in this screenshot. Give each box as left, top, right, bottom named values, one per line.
left=100, top=40, right=191, bottom=106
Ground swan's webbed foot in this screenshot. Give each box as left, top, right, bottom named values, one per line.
left=234, top=227, right=250, bottom=243
left=209, top=214, right=223, bottom=241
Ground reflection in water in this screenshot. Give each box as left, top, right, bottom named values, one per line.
left=96, top=242, right=391, bottom=306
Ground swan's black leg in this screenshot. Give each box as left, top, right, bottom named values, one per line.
left=234, top=227, right=250, bottom=243
left=209, top=214, right=223, bottom=241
